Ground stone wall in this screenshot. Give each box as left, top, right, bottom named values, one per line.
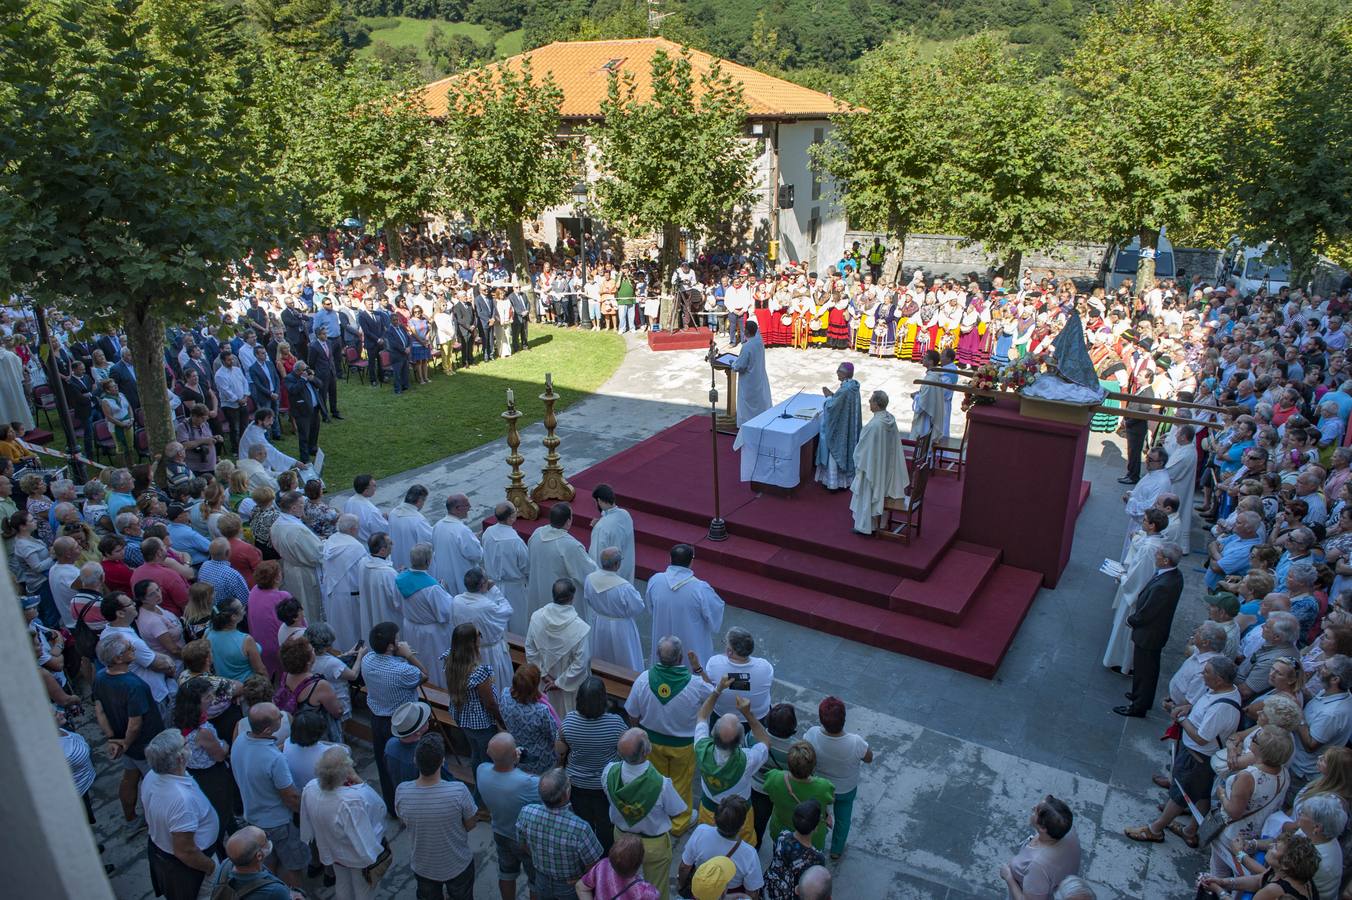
left=844, top=231, right=1109, bottom=281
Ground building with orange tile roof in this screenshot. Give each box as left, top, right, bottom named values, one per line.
left=420, top=38, right=854, bottom=269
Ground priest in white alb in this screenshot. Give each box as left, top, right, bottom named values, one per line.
left=431, top=493, right=482, bottom=595
left=1121, top=446, right=1173, bottom=557
left=587, top=484, right=635, bottom=585
left=388, top=484, right=433, bottom=571
left=646, top=543, right=725, bottom=668
left=395, top=543, right=455, bottom=688
left=730, top=319, right=773, bottom=426
left=1162, top=424, right=1198, bottom=552
left=358, top=532, right=402, bottom=637
left=452, top=567, right=515, bottom=691
left=239, top=413, right=296, bottom=474
left=343, top=474, right=388, bottom=543
left=483, top=502, right=531, bottom=635
left=0, top=341, right=34, bottom=432
left=909, top=351, right=948, bottom=443
left=850, top=390, right=909, bottom=535
left=584, top=547, right=645, bottom=671
left=321, top=514, right=366, bottom=648
left=270, top=491, right=325, bottom=624
left=526, top=578, right=592, bottom=717
left=525, top=502, right=597, bottom=623
left=1104, top=507, right=1170, bottom=673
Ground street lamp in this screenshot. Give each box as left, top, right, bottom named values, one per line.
left=572, top=180, right=588, bottom=296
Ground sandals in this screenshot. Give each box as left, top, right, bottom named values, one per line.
left=1166, top=820, right=1199, bottom=848
left=1124, top=825, right=1164, bottom=843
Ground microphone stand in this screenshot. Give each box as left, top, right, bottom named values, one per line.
left=706, top=339, right=728, bottom=541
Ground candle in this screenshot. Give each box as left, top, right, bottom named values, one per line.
left=507, top=388, right=514, bottom=407
left=545, top=372, right=553, bottom=392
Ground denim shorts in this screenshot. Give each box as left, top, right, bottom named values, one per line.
left=493, top=832, right=536, bottom=881
left=262, top=820, right=310, bottom=872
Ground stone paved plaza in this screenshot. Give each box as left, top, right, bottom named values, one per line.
left=89, top=333, right=1211, bottom=898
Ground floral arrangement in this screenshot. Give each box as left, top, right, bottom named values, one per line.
left=960, top=356, right=1046, bottom=411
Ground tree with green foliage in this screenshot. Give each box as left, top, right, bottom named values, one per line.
left=589, top=48, right=754, bottom=314
left=814, top=37, right=945, bottom=284
left=3, top=0, right=295, bottom=457
left=1062, top=0, right=1250, bottom=291
left=1229, top=0, right=1352, bottom=282
left=424, top=25, right=494, bottom=75
left=434, top=61, right=577, bottom=306
left=929, top=35, right=1079, bottom=277
left=247, top=0, right=349, bottom=64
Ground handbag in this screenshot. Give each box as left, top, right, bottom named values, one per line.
left=362, top=839, right=392, bottom=887
left=1197, top=769, right=1286, bottom=847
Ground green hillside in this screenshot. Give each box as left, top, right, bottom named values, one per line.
left=357, top=16, right=523, bottom=60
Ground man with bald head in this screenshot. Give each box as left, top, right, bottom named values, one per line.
left=218, top=825, right=293, bottom=898
left=482, top=500, right=531, bottom=633
left=230, top=702, right=305, bottom=887
left=432, top=492, right=482, bottom=596
left=477, top=732, right=542, bottom=900
left=48, top=535, right=82, bottom=627
left=603, top=728, right=688, bottom=900
left=797, top=865, right=832, bottom=899
left=693, top=674, right=775, bottom=845
left=584, top=546, right=645, bottom=670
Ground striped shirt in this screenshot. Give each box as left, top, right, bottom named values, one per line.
left=560, top=712, right=627, bottom=790
left=61, top=729, right=96, bottom=796
left=361, top=651, right=423, bottom=716
left=197, top=560, right=250, bottom=608
left=394, top=779, right=477, bottom=881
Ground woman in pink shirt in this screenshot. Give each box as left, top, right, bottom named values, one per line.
left=245, top=559, right=293, bottom=680
left=577, top=835, right=659, bottom=900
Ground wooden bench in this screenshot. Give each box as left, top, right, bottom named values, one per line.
left=343, top=632, right=639, bottom=785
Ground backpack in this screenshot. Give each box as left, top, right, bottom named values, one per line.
left=209, top=862, right=282, bottom=900
left=272, top=673, right=321, bottom=715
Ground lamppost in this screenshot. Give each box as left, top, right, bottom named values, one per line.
left=572, top=180, right=588, bottom=295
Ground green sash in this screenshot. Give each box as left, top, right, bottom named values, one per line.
left=647, top=664, right=691, bottom=705
left=694, top=738, right=747, bottom=795
left=606, top=764, right=664, bottom=827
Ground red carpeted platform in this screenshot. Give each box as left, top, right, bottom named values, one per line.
left=646, top=328, right=713, bottom=351
left=514, top=414, right=1085, bottom=678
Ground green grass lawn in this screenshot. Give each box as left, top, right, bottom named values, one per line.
left=357, top=16, right=523, bottom=60
left=316, top=324, right=623, bottom=489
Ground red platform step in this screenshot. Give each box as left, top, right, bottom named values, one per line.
left=646, top=328, right=713, bottom=351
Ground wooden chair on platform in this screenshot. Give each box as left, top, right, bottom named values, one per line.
left=931, top=428, right=968, bottom=478
left=904, top=431, right=932, bottom=472
left=880, top=460, right=929, bottom=543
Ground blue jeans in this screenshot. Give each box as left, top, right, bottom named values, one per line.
left=534, top=872, right=578, bottom=900
left=618, top=305, right=635, bottom=332
left=728, top=312, right=745, bottom=344
left=830, top=787, right=857, bottom=856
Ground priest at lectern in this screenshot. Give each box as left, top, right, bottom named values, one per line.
left=730, top=319, right=773, bottom=426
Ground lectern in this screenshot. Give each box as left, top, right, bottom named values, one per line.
left=709, top=352, right=740, bottom=435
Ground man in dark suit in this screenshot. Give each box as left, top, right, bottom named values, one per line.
left=357, top=298, right=388, bottom=387
left=382, top=317, right=411, bottom=395
left=451, top=294, right=476, bottom=369
left=95, top=332, right=122, bottom=365
left=248, top=345, right=282, bottom=439
left=1116, top=542, right=1185, bottom=717
left=473, top=288, right=496, bottom=362
left=110, top=347, right=140, bottom=410
left=284, top=361, right=323, bottom=463
left=306, top=325, right=341, bottom=421
left=281, top=298, right=310, bottom=361
left=64, top=360, right=97, bottom=459
left=507, top=286, right=530, bottom=354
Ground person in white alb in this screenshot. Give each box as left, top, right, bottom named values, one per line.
left=431, top=493, right=482, bottom=596
left=704, top=627, right=774, bottom=722
left=482, top=502, right=531, bottom=635
left=343, top=475, right=388, bottom=544
left=388, top=485, right=434, bottom=572
left=321, top=515, right=367, bottom=649
left=646, top=544, right=725, bottom=670
left=451, top=567, right=515, bottom=692
left=583, top=548, right=645, bottom=672
left=587, top=484, right=635, bottom=586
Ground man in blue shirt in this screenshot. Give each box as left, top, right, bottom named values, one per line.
left=363, top=622, right=430, bottom=813
left=214, top=826, right=293, bottom=900
left=383, top=701, right=452, bottom=787
left=230, top=704, right=305, bottom=888
left=1206, top=511, right=1262, bottom=590
left=478, top=732, right=542, bottom=900
left=165, top=503, right=211, bottom=566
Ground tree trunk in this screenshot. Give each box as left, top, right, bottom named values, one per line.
left=1002, top=250, right=1023, bottom=283
left=659, top=223, right=681, bottom=332
left=1137, top=226, right=1158, bottom=296
left=384, top=220, right=403, bottom=265
left=506, top=218, right=536, bottom=321
left=125, top=303, right=174, bottom=483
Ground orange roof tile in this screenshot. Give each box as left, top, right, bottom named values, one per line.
left=419, top=37, right=853, bottom=120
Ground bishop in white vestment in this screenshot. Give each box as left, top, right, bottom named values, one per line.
left=850, top=391, right=909, bottom=535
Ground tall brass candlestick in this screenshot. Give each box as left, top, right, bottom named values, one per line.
left=531, top=381, right=575, bottom=503
left=503, top=402, right=539, bottom=520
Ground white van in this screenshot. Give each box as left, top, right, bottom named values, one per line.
left=1227, top=241, right=1290, bottom=296
left=1105, top=229, right=1175, bottom=293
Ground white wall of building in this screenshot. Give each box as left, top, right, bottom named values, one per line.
left=775, top=119, right=846, bottom=271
